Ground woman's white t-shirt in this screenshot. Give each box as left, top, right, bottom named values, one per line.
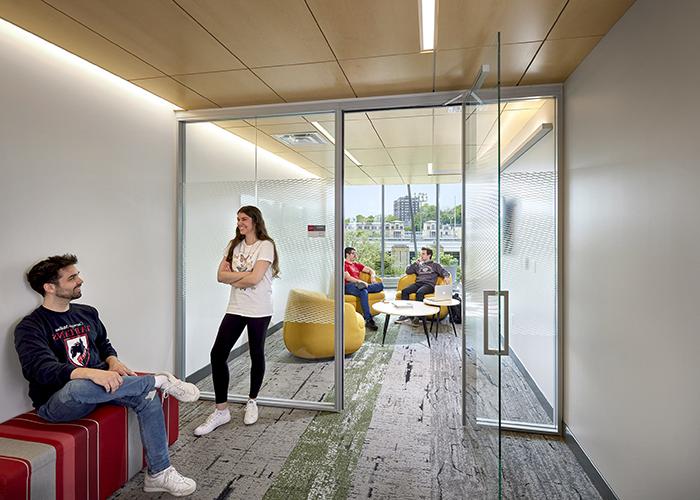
left=225, top=239, right=275, bottom=317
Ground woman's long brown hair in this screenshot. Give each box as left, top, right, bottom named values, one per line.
left=226, top=205, right=280, bottom=277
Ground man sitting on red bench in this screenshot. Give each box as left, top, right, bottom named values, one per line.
left=14, top=254, right=199, bottom=497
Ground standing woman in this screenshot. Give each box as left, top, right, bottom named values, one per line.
left=194, top=206, right=279, bottom=436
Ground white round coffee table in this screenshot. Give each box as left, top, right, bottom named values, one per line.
left=372, top=300, right=440, bottom=347
left=423, top=297, right=461, bottom=338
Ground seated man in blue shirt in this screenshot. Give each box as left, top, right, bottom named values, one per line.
left=14, top=254, right=200, bottom=497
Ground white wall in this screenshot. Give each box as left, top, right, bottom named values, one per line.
left=0, top=20, right=178, bottom=422
left=564, top=0, right=700, bottom=498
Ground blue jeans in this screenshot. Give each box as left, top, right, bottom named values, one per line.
left=345, top=282, right=384, bottom=320
left=38, top=375, right=169, bottom=474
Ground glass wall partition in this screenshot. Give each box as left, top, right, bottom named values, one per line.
left=176, top=83, right=561, bottom=453
left=181, top=111, right=340, bottom=410
left=464, top=96, right=559, bottom=433
left=499, top=97, right=558, bottom=431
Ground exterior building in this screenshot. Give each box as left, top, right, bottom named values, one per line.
left=393, top=193, right=426, bottom=223
left=422, top=219, right=437, bottom=238
left=346, top=219, right=405, bottom=237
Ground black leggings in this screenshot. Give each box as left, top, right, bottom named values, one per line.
left=210, top=313, right=271, bottom=403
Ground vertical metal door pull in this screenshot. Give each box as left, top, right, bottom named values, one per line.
left=483, top=290, right=509, bottom=355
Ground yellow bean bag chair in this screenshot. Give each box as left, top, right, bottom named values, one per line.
left=395, top=274, right=449, bottom=319
left=284, top=288, right=366, bottom=359
left=344, top=270, right=385, bottom=317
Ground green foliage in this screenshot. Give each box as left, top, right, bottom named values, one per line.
left=439, top=251, right=462, bottom=282
left=345, top=230, right=400, bottom=276
left=439, top=252, right=458, bottom=266
left=440, top=204, right=462, bottom=225
left=408, top=203, right=437, bottom=231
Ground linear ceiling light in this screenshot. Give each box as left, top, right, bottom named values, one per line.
left=311, top=121, right=363, bottom=166
left=419, top=0, right=436, bottom=52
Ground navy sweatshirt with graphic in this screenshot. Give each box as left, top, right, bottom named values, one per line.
left=405, top=260, right=450, bottom=285
left=14, top=304, right=118, bottom=408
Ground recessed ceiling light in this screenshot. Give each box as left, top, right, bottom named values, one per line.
left=272, top=131, right=329, bottom=146
left=419, top=0, right=436, bottom=52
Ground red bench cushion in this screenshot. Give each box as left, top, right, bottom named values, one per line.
left=0, top=390, right=179, bottom=500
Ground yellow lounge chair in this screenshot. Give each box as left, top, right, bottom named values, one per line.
left=284, top=288, right=366, bottom=359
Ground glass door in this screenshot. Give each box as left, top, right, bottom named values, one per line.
left=462, top=32, right=561, bottom=498
left=462, top=33, right=503, bottom=496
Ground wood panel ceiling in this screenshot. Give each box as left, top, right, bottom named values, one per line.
left=1, top=0, right=635, bottom=110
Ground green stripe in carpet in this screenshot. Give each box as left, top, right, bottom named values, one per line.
left=263, top=322, right=399, bottom=500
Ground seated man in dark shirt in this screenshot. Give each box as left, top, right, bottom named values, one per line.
left=397, top=247, right=451, bottom=325
left=14, top=254, right=199, bottom=497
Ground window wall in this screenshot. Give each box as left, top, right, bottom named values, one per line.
left=345, top=184, right=463, bottom=284
left=344, top=106, right=464, bottom=286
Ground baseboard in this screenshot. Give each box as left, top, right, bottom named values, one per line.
left=508, top=345, right=554, bottom=421
left=563, top=424, right=619, bottom=500
left=185, top=321, right=283, bottom=384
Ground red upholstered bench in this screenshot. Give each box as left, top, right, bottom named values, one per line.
left=0, top=390, right=178, bottom=500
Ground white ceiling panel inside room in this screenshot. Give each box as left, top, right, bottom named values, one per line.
left=192, top=98, right=554, bottom=185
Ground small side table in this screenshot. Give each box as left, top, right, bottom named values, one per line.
left=371, top=300, right=440, bottom=348
left=423, top=297, right=460, bottom=338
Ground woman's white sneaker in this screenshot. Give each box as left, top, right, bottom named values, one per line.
left=144, top=466, right=196, bottom=496
left=243, top=399, right=258, bottom=425
left=194, top=408, right=230, bottom=436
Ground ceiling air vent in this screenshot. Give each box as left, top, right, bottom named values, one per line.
left=272, top=131, right=330, bottom=147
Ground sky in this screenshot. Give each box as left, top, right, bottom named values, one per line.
left=344, top=183, right=462, bottom=218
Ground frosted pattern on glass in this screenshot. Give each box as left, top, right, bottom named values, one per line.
left=248, top=178, right=336, bottom=324
left=501, top=170, right=556, bottom=339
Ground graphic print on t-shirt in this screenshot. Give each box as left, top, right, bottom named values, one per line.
left=65, top=334, right=90, bottom=366
left=418, top=263, right=433, bottom=275
left=234, top=250, right=253, bottom=272
left=234, top=241, right=261, bottom=273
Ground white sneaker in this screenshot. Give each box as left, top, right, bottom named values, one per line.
left=157, top=372, right=200, bottom=403
left=144, top=466, right=196, bottom=496
left=194, top=408, right=230, bottom=436
left=243, top=399, right=258, bottom=425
